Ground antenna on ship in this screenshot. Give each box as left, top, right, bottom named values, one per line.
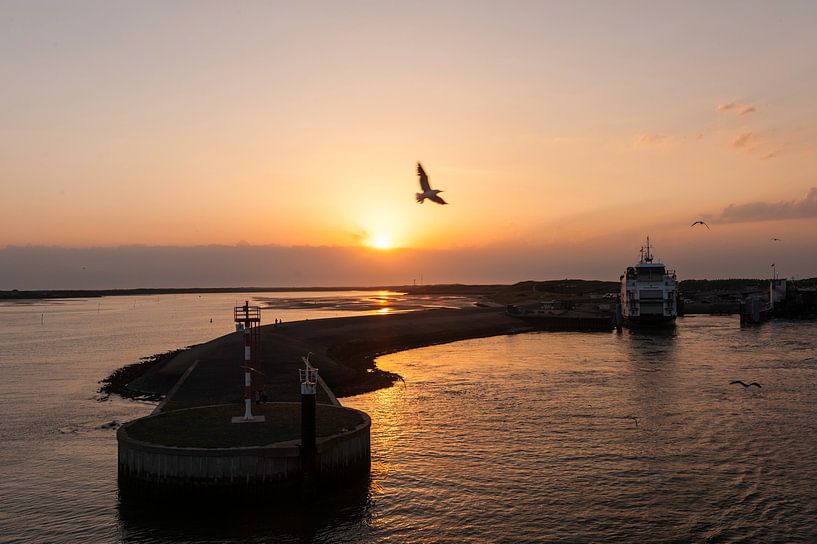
left=639, top=236, right=654, bottom=263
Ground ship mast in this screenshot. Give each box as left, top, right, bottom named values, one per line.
left=639, top=236, right=654, bottom=263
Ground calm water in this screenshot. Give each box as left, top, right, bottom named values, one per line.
left=2, top=296, right=817, bottom=543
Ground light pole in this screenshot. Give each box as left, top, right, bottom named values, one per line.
left=232, top=301, right=264, bottom=423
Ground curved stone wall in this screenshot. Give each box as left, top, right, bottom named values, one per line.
left=118, top=403, right=370, bottom=500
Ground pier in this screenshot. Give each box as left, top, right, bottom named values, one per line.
left=117, top=307, right=530, bottom=500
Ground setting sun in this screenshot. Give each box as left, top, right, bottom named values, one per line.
left=368, top=233, right=392, bottom=250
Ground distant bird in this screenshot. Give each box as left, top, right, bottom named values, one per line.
left=690, top=220, right=710, bottom=230
left=730, top=380, right=761, bottom=388
left=415, top=163, right=448, bottom=205
left=771, top=237, right=783, bottom=242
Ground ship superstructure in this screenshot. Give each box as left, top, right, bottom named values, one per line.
left=620, top=237, right=678, bottom=327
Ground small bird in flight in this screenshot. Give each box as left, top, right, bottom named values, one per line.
left=415, top=162, right=448, bottom=205
left=771, top=237, right=782, bottom=242
left=690, top=220, right=710, bottom=230
left=730, top=380, right=761, bottom=388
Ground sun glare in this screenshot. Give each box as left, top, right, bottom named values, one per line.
left=369, top=233, right=392, bottom=250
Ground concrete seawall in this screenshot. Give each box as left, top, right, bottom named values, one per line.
left=116, top=308, right=530, bottom=501
left=118, top=403, right=370, bottom=500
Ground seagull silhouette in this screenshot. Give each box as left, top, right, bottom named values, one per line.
left=415, top=163, right=448, bottom=205
left=771, top=237, right=783, bottom=242
left=690, top=220, right=710, bottom=230
left=730, top=380, right=761, bottom=388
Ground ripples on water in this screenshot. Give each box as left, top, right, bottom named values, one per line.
left=1, top=296, right=817, bottom=543
left=345, top=318, right=817, bottom=543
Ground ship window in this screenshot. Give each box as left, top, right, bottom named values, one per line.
left=635, top=266, right=665, bottom=281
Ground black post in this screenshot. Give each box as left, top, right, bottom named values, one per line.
left=300, top=362, right=318, bottom=490
left=301, top=389, right=316, bottom=469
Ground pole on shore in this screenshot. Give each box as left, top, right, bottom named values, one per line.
left=243, top=302, right=253, bottom=420
left=299, top=356, right=318, bottom=488
left=232, top=301, right=264, bottom=424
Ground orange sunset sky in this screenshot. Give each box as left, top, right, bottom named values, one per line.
left=2, top=1, right=817, bottom=287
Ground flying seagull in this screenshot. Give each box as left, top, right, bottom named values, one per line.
left=771, top=237, right=783, bottom=242
left=690, top=220, right=710, bottom=230
left=730, top=380, right=761, bottom=388
left=415, top=162, right=447, bottom=205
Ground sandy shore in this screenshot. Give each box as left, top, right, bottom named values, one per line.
left=120, top=307, right=533, bottom=411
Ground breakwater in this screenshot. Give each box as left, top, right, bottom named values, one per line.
left=116, top=307, right=530, bottom=499
left=122, top=307, right=533, bottom=404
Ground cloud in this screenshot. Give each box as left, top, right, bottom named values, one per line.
left=716, top=101, right=757, bottom=116
left=719, top=187, right=817, bottom=223
left=732, top=131, right=756, bottom=149
left=730, top=131, right=785, bottom=159
left=637, top=133, right=666, bottom=145
left=633, top=132, right=672, bottom=149
left=761, top=144, right=788, bottom=160
left=0, top=243, right=643, bottom=288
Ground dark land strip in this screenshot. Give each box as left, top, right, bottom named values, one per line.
left=115, top=307, right=534, bottom=411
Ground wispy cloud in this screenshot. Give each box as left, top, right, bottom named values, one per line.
left=761, top=144, right=788, bottom=160
left=716, top=101, right=757, bottom=116
left=732, top=131, right=757, bottom=149
left=730, top=131, right=786, bottom=159
left=633, top=132, right=671, bottom=149
left=718, top=188, right=817, bottom=223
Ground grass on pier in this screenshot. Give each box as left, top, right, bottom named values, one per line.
left=125, top=403, right=364, bottom=448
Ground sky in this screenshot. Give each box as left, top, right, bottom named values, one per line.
left=2, top=1, right=817, bottom=288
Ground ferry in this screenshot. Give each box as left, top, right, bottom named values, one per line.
left=619, top=237, right=679, bottom=327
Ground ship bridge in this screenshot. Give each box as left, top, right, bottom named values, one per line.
left=620, top=237, right=679, bottom=325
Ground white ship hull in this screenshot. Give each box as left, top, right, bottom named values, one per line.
left=620, top=238, right=678, bottom=328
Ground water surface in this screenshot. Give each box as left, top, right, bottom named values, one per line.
left=1, top=297, right=816, bottom=543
